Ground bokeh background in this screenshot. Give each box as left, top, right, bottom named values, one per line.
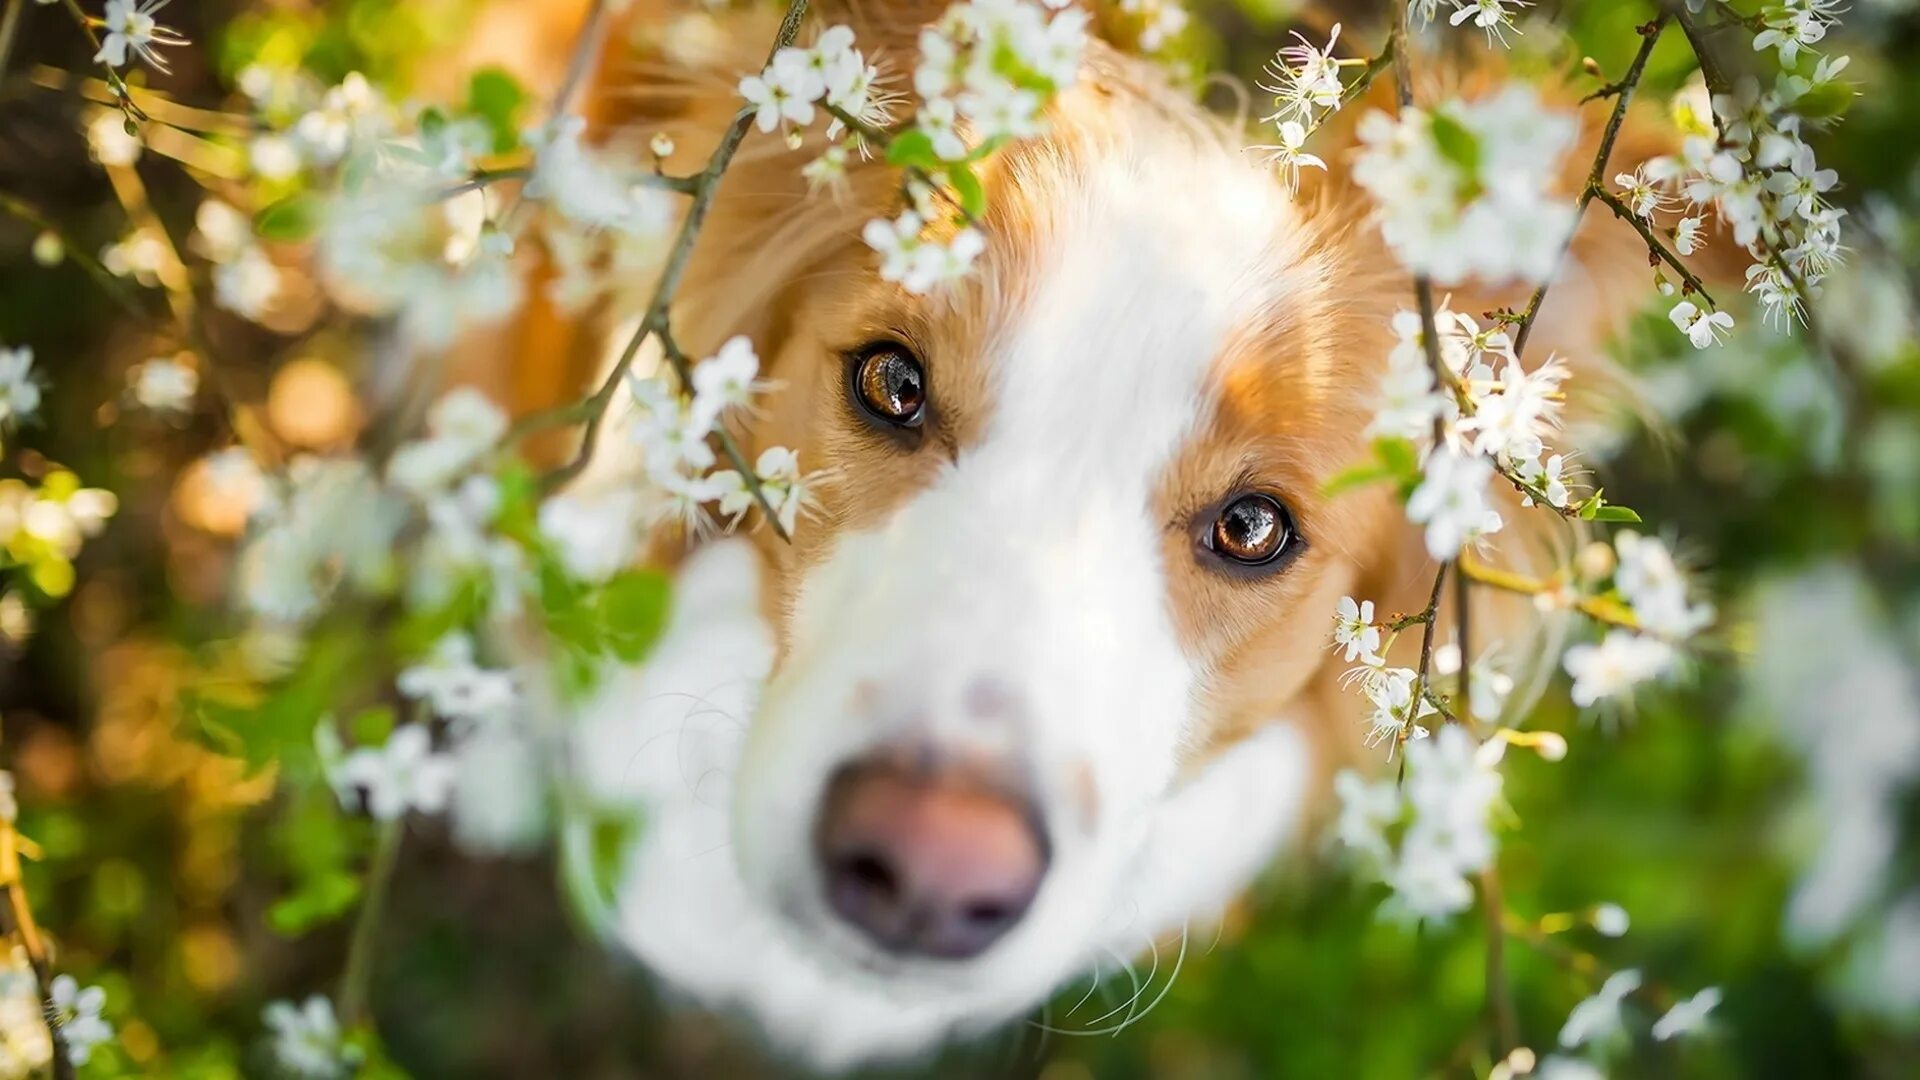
left=3, top=0, right=1919, bottom=1076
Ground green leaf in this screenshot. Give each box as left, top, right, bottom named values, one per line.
left=599, top=569, right=671, bottom=662
left=254, top=193, right=319, bottom=242
left=1322, top=437, right=1423, bottom=499
left=1429, top=111, right=1481, bottom=178
left=1375, top=436, right=1419, bottom=477
left=885, top=128, right=939, bottom=170
left=466, top=67, right=527, bottom=153
left=1588, top=505, right=1644, bottom=523
left=946, top=161, right=987, bottom=220
left=1321, top=462, right=1395, bottom=498
left=267, top=869, right=361, bottom=935
left=349, top=705, right=396, bottom=744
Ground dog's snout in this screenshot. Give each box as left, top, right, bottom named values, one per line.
left=814, top=755, right=1047, bottom=959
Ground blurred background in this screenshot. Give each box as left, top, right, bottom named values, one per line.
left=2, top=0, right=1919, bottom=1076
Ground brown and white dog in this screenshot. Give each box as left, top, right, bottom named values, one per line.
left=541, top=0, right=1671, bottom=1067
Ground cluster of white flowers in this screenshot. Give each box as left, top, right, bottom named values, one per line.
left=0, top=475, right=117, bottom=564
left=125, top=355, right=198, bottom=414
left=740, top=25, right=890, bottom=139
left=912, top=0, right=1084, bottom=149
left=1116, top=0, right=1188, bottom=53
left=0, top=347, right=39, bottom=431
left=193, top=200, right=281, bottom=321
left=1635, top=52, right=1851, bottom=337
left=0, top=949, right=53, bottom=1078
left=737, top=7, right=1083, bottom=294
left=1753, top=0, right=1843, bottom=66
left=327, top=722, right=456, bottom=821
left=621, top=336, right=813, bottom=536
left=861, top=210, right=987, bottom=295
left=1333, top=604, right=1520, bottom=751
left=1252, top=25, right=1349, bottom=189
left=1335, top=726, right=1506, bottom=920
left=1369, top=301, right=1576, bottom=556
left=1556, top=967, right=1720, bottom=1053
left=238, top=455, right=406, bottom=623
left=1353, top=86, right=1579, bottom=285
left=1561, top=531, right=1714, bottom=707
left=525, top=118, right=680, bottom=313
left=396, top=632, right=517, bottom=726
left=262, top=995, right=352, bottom=1078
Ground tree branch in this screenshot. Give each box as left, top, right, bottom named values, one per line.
left=1512, top=16, right=1670, bottom=360
left=524, top=0, right=813, bottom=543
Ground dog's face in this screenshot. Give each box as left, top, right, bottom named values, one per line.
left=717, top=78, right=1399, bottom=1010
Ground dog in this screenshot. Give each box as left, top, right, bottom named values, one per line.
left=539, top=0, right=1674, bottom=1067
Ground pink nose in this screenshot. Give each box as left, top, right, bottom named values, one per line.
left=814, top=757, right=1048, bottom=959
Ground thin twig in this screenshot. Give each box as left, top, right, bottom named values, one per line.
left=1480, top=867, right=1517, bottom=1053
left=1336, top=40, right=1396, bottom=111
left=0, top=191, right=152, bottom=320
left=1512, top=16, right=1669, bottom=359
left=0, top=816, right=73, bottom=1080
left=337, top=817, right=403, bottom=1027
left=550, top=0, right=611, bottom=123
left=526, top=0, right=813, bottom=543
left=0, top=0, right=25, bottom=85
left=1590, top=186, right=1717, bottom=307
left=1457, top=551, right=1641, bottom=631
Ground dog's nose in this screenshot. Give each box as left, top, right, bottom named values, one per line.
left=814, top=756, right=1047, bottom=959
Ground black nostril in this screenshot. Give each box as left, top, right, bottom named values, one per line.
left=836, top=851, right=899, bottom=901
left=962, top=900, right=1013, bottom=927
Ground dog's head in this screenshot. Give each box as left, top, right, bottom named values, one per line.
left=657, top=45, right=1410, bottom=1015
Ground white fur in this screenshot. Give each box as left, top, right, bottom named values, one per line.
left=579, top=541, right=1310, bottom=1068
left=576, top=142, right=1323, bottom=1067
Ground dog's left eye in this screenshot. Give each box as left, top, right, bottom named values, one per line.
left=849, top=342, right=927, bottom=428
left=1205, top=493, right=1296, bottom=567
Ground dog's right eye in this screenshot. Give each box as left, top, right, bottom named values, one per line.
left=849, top=343, right=927, bottom=429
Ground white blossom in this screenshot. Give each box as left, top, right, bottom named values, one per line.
left=1563, top=630, right=1677, bottom=708
left=688, top=336, right=767, bottom=433
left=1558, top=968, right=1641, bottom=1048
left=0, top=347, right=40, bottom=426
left=85, top=109, right=141, bottom=166
left=386, top=388, right=508, bottom=496
left=525, top=117, right=678, bottom=237
left=1331, top=595, right=1384, bottom=664
left=1651, top=986, right=1721, bottom=1041
left=94, top=0, right=187, bottom=72
left=538, top=489, right=642, bottom=584
left=1668, top=300, right=1735, bottom=349
left=1592, top=902, right=1631, bottom=937
left=49, top=975, right=112, bottom=1066
left=862, top=211, right=985, bottom=294
left=334, top=723, right=457, bottom=820
left=1406, top=445, right=1503, bottom=559
left=1353, top=87, right=1577, bottom=284
left=263, top=996, right=348, bottom=1078
left=396, top=633, right=517, bottom=724
left=127, top=356, right=198, bottom=413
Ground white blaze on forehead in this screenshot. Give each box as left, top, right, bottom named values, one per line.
left=983, top=146, right=1308, bottom=492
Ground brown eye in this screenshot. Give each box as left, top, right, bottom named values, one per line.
left=1208, top=493, right=1294, bottom=566
left=851, top=343, right=926, bottom=428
